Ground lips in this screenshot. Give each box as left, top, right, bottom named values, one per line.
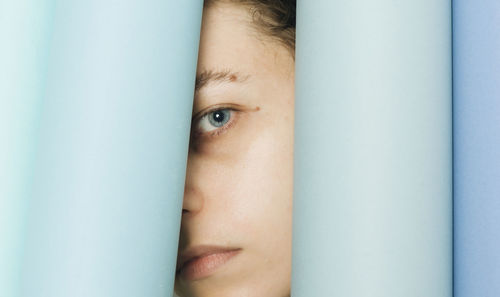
left=176, top=245, right=241, bottom=278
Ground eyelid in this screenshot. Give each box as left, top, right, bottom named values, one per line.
left=192, top=103, right=241, bottom=121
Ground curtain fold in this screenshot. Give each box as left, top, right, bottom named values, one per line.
left=8, top=1, right=203, bottom=297
left=0, top=1, right=54, bottom=295
left=292, top=1, right=452, bottom=296
left=453, top=1, right=500, bottom=296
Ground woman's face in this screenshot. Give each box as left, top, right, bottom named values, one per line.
left=175, top=2, right=294, bottom=297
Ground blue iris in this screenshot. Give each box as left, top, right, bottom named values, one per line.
left=208, top=109, right=230, bottom=128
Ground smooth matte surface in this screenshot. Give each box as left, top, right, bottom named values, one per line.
left=0, top=1, right=53, bottom=296
left=19, top=1, right=202, bottom=296
left=292, top=1, right=452, bottom=296
left=453, top=1, right=500, bottom=296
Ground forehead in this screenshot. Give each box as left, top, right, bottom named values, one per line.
left=196, top=2, right=293, bottom=79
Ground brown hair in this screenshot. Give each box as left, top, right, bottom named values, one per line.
left=204, top=0, right=296, bottom=55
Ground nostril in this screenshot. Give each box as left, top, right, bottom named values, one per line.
left=181, top=186, right=203, bottom=215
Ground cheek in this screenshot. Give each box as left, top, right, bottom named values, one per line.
left=193, top=107, right=293, bottom=256
left=225, top=122, right=294, bottom=253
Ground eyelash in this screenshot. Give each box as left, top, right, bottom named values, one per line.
left=192, top=105, right=238, bottom=139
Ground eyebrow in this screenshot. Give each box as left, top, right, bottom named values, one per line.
left=195, top=70, right=250, bottom=92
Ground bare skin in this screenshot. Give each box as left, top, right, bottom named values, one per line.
left=175, top=2, right=294, bottom=297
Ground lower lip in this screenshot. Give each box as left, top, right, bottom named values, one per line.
left=178, top=249, right=241, bottom=281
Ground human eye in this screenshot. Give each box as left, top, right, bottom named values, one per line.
left=192, top=105, right=238, bottom=138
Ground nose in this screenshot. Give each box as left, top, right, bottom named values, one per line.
left=182, top=154, right=204, bottom=216
left=182, top=186, right=203, bottom=215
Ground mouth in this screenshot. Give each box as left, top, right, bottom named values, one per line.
left=176, top=245, right=242, bottom=281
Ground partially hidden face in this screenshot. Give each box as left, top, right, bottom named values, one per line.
left=174, top=2, right=294, bottom=297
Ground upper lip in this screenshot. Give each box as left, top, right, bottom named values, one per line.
left=176, top=245, right=241, bottom=272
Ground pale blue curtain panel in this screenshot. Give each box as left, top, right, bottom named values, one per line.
left=453, top=0, right=500, bottom=296
left=1, top=0, right=203, bottom=297
left=292, top=0, right=452, bottom=296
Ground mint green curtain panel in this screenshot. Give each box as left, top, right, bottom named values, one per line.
left=0, top=1, right=53, bottom=295
left=1, top=1, right=203, bottom=297
left=292, top=1, right=452, bottom=296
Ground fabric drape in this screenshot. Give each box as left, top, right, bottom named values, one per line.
left=453, top=1, right=500, bottom=296
left=292, top=1, right=452, bottom=296
left=0, top=1, right=54, bottom=295
left=0, top=1, right=203, bottom=296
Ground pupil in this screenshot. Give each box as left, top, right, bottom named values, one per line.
left=213, top=111, right=224, bottom=122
